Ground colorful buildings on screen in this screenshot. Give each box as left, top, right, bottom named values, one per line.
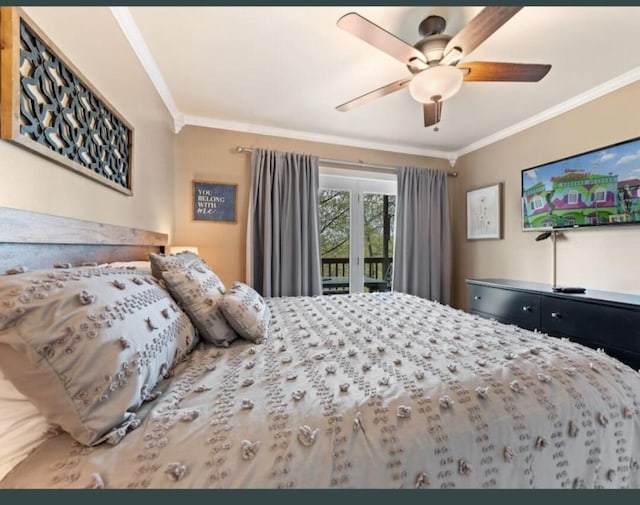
left=523, top=169, right=640, bottom=229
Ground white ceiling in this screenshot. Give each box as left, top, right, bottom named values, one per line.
left=115, top=6, right=640, bottom=161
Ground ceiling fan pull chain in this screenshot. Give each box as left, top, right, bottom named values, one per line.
left=432, top=95, right=442, bottom=132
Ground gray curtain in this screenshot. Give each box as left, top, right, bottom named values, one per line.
left=393, top=166, right=451, bottom=303
left=249, top=148, right=322, bottom=297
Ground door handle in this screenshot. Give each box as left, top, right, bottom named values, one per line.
left=551, top=312, right=561, bottom=319
left=522, top=306, right=531, bottom=312
left=474, top=295, right=481, bottom=300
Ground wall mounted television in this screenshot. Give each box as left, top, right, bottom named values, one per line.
left=522, top=136, right=640, bottom=231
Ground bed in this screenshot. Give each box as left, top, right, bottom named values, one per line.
left=0, top=207, right=639, bottom=489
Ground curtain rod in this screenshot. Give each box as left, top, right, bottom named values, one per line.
left=234, top=146, right=457, bottom=177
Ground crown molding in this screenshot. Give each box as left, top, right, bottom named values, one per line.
left=110, top=7, right=183, bottom=133
left=182, top=115, right=452, bottom=159
left=110, top=6, right=448, bottom=157
left=456, top=66, right=640, bottom=158
left=113, top=8, right=640, bottom=164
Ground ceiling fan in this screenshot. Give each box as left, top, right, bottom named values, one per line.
left=335, top=7, right=551, bottom=131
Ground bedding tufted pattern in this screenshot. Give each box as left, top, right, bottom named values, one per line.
left=2, top=292, right=639, bottom=488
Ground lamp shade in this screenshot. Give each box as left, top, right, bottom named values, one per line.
left=408, top=65, right=463, bottom=103
left=169, top=246, right=199, bottom=255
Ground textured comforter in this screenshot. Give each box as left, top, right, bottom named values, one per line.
left=2, top=292, right=640, bottom=488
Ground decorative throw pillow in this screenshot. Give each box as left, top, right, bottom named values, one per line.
left=162, top=264, right=238, bottom=347
left=219, top=282, right=270, bottom=343
left=149, top=251, right=204, bottom=280
left=0, top=267, right=197, bottom=446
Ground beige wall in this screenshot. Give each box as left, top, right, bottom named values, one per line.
left=0, top=7, right=176, bottom=239
left=12, top=7, right=635, bottom=308
left=175, top=126, right=452, bottom=287
left=453, top=80, right=640, bottom=310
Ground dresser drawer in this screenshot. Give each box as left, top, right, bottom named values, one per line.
left=469, top=284, right=540, bottom=329
left=541, top=297, right=640, bottom=353
left=466, top=279, right=640, bottom=371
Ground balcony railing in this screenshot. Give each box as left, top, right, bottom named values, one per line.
left=321, top=257, right=392, bottom=294
left=322, top=256, right=392, bottom=279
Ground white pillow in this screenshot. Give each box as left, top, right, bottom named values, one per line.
left=0, top=370, right=55, bottom=481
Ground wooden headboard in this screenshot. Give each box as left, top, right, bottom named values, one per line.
left=0, top=206, right=167, bottom=272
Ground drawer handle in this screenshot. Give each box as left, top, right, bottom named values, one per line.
left=474, top=295, right=481, bottom=300
left=551, top=312, right=561, bottom=319
left=522, top=306, right=531, bottom=312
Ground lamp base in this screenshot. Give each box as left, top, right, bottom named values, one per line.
left=552, top=286, right=586, bottom=294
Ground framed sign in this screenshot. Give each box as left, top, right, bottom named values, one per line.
left=193, top=181, right=237, bottom=222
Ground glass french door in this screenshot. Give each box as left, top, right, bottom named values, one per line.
left=318, top=188, right=351, bottom=294
left=319, top=171, right=396, bottom=294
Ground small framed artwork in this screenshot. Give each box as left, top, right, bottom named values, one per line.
left=466, top=183, right=502, bottom=240
left=193, top=181, right=237, bottom=222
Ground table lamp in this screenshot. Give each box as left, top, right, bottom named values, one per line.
left=535, top=230, right=585, bottom=293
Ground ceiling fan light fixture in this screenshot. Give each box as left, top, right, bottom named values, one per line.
left=408, top=65, right=463, bottom=104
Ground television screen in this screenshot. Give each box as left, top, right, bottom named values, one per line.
left=522, top=136, right=640, bottom=230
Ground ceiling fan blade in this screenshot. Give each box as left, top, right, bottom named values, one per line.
left=423, top=101, right=442, bottom=128
left=337, top=12, right=427, bottom=69
left=460, top=61, right=551, bottom=82
left=336, top=78, right=411, bottom=112
left=444, top=7, right=522, bottom=60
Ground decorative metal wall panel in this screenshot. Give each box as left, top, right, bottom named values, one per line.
left=0, top=7, right=134, bottom=195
